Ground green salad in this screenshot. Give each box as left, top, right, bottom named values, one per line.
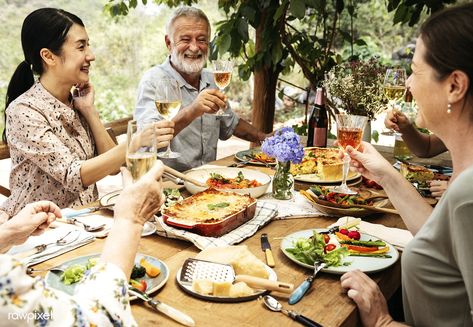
left=61, top=258, right=98, bottom=285
left=285, top=230, right=350, bottom=267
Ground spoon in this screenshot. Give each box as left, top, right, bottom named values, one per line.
left=261, top=295, right=323, bottom=327
left=57, top=217, right=106, bottom=232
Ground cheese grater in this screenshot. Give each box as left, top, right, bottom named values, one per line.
left=179, top=258, right=293, bottom=293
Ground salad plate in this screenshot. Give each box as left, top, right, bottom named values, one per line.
left=45, top=253, right=169, bottom=300
left=175, top=264, right=277, bottom=303
left=280, top=229, right=399, bottom=274
left=234, top=149, right=276, bottom=166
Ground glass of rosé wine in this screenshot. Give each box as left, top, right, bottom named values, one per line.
left=332, top=114, right=368, bottom=194
left=212, top=59, right=233, bottom=116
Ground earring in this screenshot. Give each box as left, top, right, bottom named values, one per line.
left=447, top=103, right=452, bottom=114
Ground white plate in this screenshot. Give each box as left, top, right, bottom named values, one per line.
left=142, top=221, right=157, bottom=236
left=184, top=167, right=271, bottom=198
left=280, top=229, right=399, bottom=274
left=294, top=171, right=361, bottom=184
left=45, top=253, right=169, bottom=300
left=175, top=265, right=277, bottom=302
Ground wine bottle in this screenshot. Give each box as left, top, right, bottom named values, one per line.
left=307, top=87, right=328, bottom=147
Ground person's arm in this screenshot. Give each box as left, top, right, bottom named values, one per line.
left=346, top=142, right=432, bottom=234
left=100, top=162, right=164, bottom=277
left=385, top=110, right=447, bottom=157
left=0, top=201, right=60, bottom=253
left=232, top=119, right=268, bottom=143
left=73, top=83, right=116, bottom=155
left=7, top=104, right=126, bottom=189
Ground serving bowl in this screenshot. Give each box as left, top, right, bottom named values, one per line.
left=184, top=167, right=271, bottom=198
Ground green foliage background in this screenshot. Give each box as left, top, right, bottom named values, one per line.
left=0, top=0, right=434, bottom=134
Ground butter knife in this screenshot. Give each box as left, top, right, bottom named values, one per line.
left=261, top=233, right=275, bottom=267
left=128, top=287, right=195, bottom=327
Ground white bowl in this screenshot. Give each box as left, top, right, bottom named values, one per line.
left=184, top=167, right=271, bottom=198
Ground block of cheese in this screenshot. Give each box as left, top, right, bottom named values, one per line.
left=212, top=281, right=232, bottom=296
left=229, top=282, right=255, bottom=297
left=196, top=246, right=269, bottom=279
left=192, top=279, right=213, bottom=295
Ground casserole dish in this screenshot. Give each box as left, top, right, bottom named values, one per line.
left=161, top=189, right=257, bottom=237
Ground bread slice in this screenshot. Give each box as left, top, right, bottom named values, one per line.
left=400, top=163, right=434, bottom=182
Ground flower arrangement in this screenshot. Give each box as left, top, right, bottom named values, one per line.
left=261, top=127, right=304, bottom=164
left=324, top=58, right=387, bottom=120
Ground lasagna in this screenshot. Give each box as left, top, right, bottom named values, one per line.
left=162, top=188, right=256, bottom=223
left=400, top=163, right=434, bottom=182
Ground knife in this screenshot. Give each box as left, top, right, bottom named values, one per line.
left=261, top=233, right=275, bottom=267
left=128, top=287, right=195, bottom=326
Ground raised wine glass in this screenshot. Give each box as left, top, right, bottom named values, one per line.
left=382, top=68, right=406, bottom=136
left=212, top=59, right=233, bottom=116
left=126, top=120, right=157, bottom=182
left=155, top=78, right=181, bottom=158
left=332, top=114, right=368, bottom=195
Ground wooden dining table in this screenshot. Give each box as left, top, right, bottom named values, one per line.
left=33, top=144, right=452, bottom=327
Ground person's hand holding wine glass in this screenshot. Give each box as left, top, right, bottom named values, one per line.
left=126, top=120, right=157, bottom=182
left=155, top=78, right=181, bottom=158
left=332, top=114, right=368, bottom=195
left=382, top=68, right=406, bottom=135
left=212, top=59, right=233, bottom=116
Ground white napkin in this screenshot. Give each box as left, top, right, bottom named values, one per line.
left=259, top=191, right=329, bottom=219
left=7, top=225, right=95, bottom=266
left=329, top=216, right=414, bottom=250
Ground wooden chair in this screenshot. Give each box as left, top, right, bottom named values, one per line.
left=0, top=142, right=11, bottom=197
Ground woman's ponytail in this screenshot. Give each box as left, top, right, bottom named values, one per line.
left=5, top=61, right=35, bottom=110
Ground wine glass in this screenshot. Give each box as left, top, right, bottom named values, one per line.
left=332, top=114, right=368, bottom=195
left=212, top=59, right=233, bottom=116
left=155, top=78, right=181, bottom=158
left=382, top=68, right=406, bottom=136
left=126, top=120, right=157, bottom=182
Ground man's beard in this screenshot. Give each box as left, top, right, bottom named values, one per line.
left=170, top=47, right=208, bottom=75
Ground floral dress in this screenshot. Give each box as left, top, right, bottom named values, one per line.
left=0, top=255, right=137, bottom=326
left=1, top=81, right=98, bottom=217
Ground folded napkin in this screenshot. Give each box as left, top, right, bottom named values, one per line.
left=259, top=191, right=328, bottom=219
left=56, top=208, right=114, bottom=238
left=329, top=216, right=413, bottom=250
left=7, top=225, right=95, bottom=266
left=155, top=202, right=278, bottom=250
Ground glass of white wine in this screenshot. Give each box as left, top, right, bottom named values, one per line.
left=155, top=78, right=181, bottom=159
left=213, top=59, right=233, bottom=116
left=126, top=120, right=157, bottom=182
left=382, top=68, right=406, bottom=136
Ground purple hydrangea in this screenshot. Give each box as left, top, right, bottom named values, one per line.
left=261, top=127, right=304, bottom=164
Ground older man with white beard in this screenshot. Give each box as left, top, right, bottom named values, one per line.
left=135, top=6, right=268, bottom=171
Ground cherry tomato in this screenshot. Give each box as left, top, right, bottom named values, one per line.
left=339, top=229, right=349, bottom=235
left=324, top=244, right=337, bottom=253
left=348, top=230, right=361, bottom=240
left=323, top=234, right=330, bottom=244
left=130, top=279, right=147, bottom=292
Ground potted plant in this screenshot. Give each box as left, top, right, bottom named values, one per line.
left=324, top=58, right=387, bottom=141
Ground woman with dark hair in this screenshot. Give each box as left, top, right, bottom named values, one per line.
left=339, top=3, right=473, bottom=326
left=1, top=8, right=174, bottom=218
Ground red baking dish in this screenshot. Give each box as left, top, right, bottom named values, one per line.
left=161, top=188, right=257, bottom=237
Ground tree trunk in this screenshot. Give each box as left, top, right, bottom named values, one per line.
left=250, top=9, right=281, bottom=147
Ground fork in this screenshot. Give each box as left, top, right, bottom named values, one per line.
left=58, top=217, right=106, bottom=232
left=288, top=261, right=326, bottom=305
left=14, top=230, right=80, bottom=260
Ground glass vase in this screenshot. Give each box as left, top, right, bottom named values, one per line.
left=272, top=160, right=294, bottom=200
